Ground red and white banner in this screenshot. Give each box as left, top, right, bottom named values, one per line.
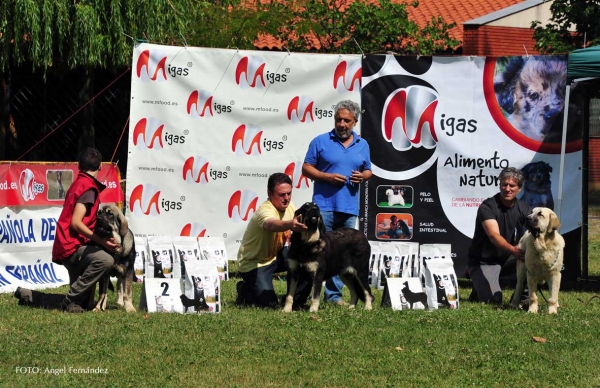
left=127, top=44, right=361, bottom=257
left=0, top=162, right=123, bottom=207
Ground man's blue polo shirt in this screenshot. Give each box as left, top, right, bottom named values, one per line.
left=304, top=130, right=371, bottom=215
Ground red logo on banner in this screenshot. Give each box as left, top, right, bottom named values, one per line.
left=228, top=190, right=259, bottom=222
left=232, top=124, right=263, bottom=155
left=129, top=184, right=161, bottom=216
left=136, top=50, right=168, bottom=82
left=133, top=118, right=165, bottom=150
left=287, top=96, right=315, bottom=124
left=334, top=60, right=362, bottom=92
left=383, top=86, right=438, bottom=151
left=187, top=90, right=213, bottom=118
left=284, top=162, right=310, bottom=189
left=180, top=223, right=207, bottom=238
left=18, top=168, right=44, bottom=202
left=183, top=156, right=210, bottom=184
left=235, top=56, right=266, bottom=89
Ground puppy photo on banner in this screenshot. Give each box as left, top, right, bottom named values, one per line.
left=198, top=237, right=229, bottom=281
left=421, top=244, right=459, bottom=309
left=182, top=260, right=221, bottom=314
left=147, top=235, right=181, bottom=279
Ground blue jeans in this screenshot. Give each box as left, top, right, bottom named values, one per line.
left=239, top=260, right=279, bottom=308
left=320, top=211, right=357, bottom=303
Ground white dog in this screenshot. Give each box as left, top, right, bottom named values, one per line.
left=511, top=207, right=565, bottom=314
left=386, top=188, right=405, bottom=206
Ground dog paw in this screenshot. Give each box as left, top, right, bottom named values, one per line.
left=282, top=305, right=293, bottom=313
left=527, top=304, right=539, bottom=314
left=124, top=303, right=136, bottom=313
left=92, top=307, right=101, bottom=313
left=548, top=304, right=558, bottom=314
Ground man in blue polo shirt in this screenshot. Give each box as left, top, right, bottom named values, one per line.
left=302, top=99, right=372, bottom=305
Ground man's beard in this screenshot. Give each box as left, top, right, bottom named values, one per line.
left=335, top=128, right=351, bottom=140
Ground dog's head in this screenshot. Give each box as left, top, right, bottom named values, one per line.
left=527, top=207, right=560, bottom=238
left=96, top=204, right=129, bottom=238
left=294, top=202, right=325, bottom=239
left=386, top=189, right=393, bottom=197
left=494, top=57, right=567, bottom=141
left=522, top=161, right=552, bottom=186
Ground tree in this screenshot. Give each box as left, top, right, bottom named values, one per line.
left=279, top=0, right=459, bottom=55
left=531, top=0, right=600, bottom=53
left=0, top=0, right=202, bottom=73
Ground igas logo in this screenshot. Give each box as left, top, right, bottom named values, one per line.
left=383, top=86, right=438, bottom=151
left=232, top=124, right=286, bottom=155
left=287, top=96, right=333, bottom=124
left=136, top=50, right=168, bottom=82
left=284, top=162, right=310, bottom=189
left=129, top=184, right=184, bottom=216
left=228, top=190, right=259, bottom=223
left=180, top=223, right=207, bottom=238
left=186, top=90, right=233, bottom=118
left=133, top=117, right=186, bottom=149
left=182, top=156, right=228, bottom=184
left=19, top=169, right=44, bottom=202
left=334, top=60, right=361, bottom=92
left=136, top=50, right=190, bottom=82
left=235, top=56, right=288, bottom=89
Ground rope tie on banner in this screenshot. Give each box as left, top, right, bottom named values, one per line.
left=523, top=45, right=530, bottom=59
left=111, top=116, right=130, bottom=163
left=212, top=49, right=240, bottom=95
left=352, top=38, right=365, bottom=58
left=15, top=67, right=132, bottom=161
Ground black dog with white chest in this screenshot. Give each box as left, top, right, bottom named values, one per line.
left=282, top=202, right=374, bottom=313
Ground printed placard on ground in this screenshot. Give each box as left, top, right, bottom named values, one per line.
left=139, top=278, right=185, bottom=313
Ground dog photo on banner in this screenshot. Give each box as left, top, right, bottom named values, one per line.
left=198, top=237, right=229, bottom=281
left=147, top=235, right=181, bottom=279
left=182, top=260, right=221, bottom=314
left=421, top=244, right=459, bottom=309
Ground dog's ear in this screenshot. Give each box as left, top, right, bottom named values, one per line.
left=494, top=57, right=525, bottom=114
left=548, top=211, right=561, bottom=233
left=111, top=205, right=129, bottom=236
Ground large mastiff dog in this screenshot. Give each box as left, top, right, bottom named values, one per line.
left=511, top=207, right=565, bottom=314
left=93, top=204, right=136, bottom=312
left=283, top=202, right=374, bottom=313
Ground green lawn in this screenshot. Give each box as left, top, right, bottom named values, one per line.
left=2, top=205, right=600, bottom=387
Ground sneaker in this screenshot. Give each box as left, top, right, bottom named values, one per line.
left=60, top=298, right=85, bottom=313
left=14, top=287, right=32, bottom=305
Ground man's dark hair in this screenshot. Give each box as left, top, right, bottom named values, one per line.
left=78, top=147, right=102, bottom=172
left=499, top=167, right=525, bottom=188
left=267, top=172, right=292, bottom=192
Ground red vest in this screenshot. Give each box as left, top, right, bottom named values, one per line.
left=52, top=171, right=105, bottom=261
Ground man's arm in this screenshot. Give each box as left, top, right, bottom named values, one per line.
left=302, top=162, right=346, bottom=185
left=263, top=214, right=307, bottom=233
left=482, top=219, right=523, bottom=259
left=70, top=202, right=117, bottom=252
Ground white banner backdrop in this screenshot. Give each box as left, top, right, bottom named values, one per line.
left=127, top=43, right=361, bottom=257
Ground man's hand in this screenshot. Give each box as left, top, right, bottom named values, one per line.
left=349, top=170, right=365, bottom=183
left=290, top=214, right=307, bottom=233
left=97, top=236, right=118, bottom=253
left=326, top=172, right=347, bottom=185
left=514, top=245, right=526, bottom=262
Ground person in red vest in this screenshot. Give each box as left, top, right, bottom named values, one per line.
left=14, top=147, right=117, bottom=312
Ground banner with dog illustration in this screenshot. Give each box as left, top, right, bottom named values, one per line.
left=360, top=54, right=583, bottom=279
left=126, top=44, right=582, bottom=281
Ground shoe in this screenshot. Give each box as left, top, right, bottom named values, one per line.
left=14, top=287, right=32, bottom=305
left=60, top=298, right=85, bottom=313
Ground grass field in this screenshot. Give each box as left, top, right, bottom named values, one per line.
left=1, top=208, right=600, bottom=387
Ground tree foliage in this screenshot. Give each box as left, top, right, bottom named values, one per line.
left=532, top=0, right=600, bottom=53
left=279, top=0, right=459, bottom=55
left=0, top=0, right=201, bottom=73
